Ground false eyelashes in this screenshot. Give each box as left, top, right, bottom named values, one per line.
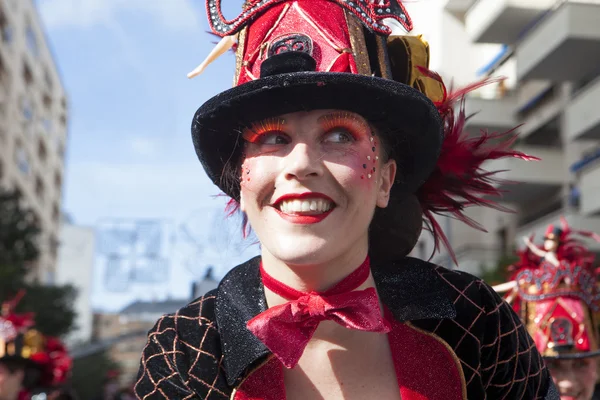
left=242, top=117, right=287, bottom=143
left=318, top=111, right=372, bottom=138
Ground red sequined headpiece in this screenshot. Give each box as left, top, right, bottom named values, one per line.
left=497, top=217, right=600, bottom=358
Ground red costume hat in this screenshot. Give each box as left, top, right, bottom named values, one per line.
left=497, top=217, right=600, bottom=358
left=190, top=0, right=538, bottom=260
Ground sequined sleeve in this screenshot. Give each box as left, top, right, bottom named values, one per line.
left=478, top=281, right=559, bottom=399
left=134, top=313, right=198, bottom=399
left=134, top=292, right=231, bottom=399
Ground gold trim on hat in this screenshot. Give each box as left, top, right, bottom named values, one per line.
left=234, top=26, right=248, bottom=87
left=344, top=11, right=371, bottom=76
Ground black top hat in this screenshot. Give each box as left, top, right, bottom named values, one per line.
left=191, top=0, right=443, bottom=201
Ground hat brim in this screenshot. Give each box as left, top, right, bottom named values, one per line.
left=192, top=71, right=443, bottom=200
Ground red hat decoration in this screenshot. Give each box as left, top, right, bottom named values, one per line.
left=191, top=0, right=540, bottom=263
left=0, top=292, right=73, bottom=389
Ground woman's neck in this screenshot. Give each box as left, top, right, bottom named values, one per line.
left=260, top=246, right=371, bottom=307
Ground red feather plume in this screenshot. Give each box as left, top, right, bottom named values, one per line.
left=415, top=67, right=540, bottom=265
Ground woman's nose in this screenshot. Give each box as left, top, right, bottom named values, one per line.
left=283, top=142, right=324, bottom=181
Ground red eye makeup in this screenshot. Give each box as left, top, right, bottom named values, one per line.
left=317, top=111, right=372, bottom=139
left=242, top=117, right=287, bottom=143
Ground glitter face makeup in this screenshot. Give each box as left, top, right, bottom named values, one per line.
left=238, top=109, right=396, bottom=267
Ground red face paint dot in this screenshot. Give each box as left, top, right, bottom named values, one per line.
left=361, top=175, right=364, bottom=179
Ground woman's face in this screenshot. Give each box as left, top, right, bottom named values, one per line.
left=546, top=358, right=598, bottom=400
left=239, top=109, right=396, bottom=266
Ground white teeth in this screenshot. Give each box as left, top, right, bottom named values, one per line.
left=278, top=198, right=334, bottom=213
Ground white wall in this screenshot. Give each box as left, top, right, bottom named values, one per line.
left=56, top=224, right=95, bottom=347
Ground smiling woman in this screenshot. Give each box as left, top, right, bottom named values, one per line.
left=134, top=0, right=559, bottom=399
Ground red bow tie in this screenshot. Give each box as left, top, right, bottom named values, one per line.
left=246, top=257, right=391, bottom=369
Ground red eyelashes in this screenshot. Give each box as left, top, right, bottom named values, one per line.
left=242, top=117, right=286, bottom=143
left=318, top=111, right=372, bottom=139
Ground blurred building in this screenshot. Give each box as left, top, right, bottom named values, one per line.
left=92, top=298, right=189, bottom=386
left=190, top=266, right=219, bottom=299
left=0, top=0, right=68, bottom=283
left=411, top=0, right=600, bottom=277
left=56, top=220, right=95, bottom=347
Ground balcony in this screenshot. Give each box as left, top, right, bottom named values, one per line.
left=465, top=0, right=555, bottom=44
left=517, top=2, right=600, bottom=82
left=463, top=92, right=517, bottom=135
left=444, top=0, right=477, bottom=20
left=565, top=76, right=600, bottom=141
left=484, top=145, right=565, bottom=203
left=515, top=209, right=600, bottom=253
left=580, top=159, right=600, bottom=216
left=517, top=84, right=562, bottom=145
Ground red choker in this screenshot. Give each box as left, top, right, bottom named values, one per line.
left=246, top=257, right=391, bottom=368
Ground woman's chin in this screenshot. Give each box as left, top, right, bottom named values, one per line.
left=263, top=236, right=337, bottom=265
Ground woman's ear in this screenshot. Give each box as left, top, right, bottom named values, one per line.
left=377, top=159, right=396, bottom=208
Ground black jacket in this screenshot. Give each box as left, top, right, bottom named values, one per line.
left=134, top=257, right=559, bottom=399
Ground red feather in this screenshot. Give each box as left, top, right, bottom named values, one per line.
left=416, top=68, right=540, bottom=265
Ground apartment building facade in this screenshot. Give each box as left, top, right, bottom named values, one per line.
left=410, top=0, right=600, bottom=276
left=0, top=0, right=68, bottom=283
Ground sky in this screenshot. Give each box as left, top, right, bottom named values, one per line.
left=35, top=0, right=448, bottom=311
left=35, top=0, right=264, bottom=310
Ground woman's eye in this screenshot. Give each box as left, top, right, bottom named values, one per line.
left=257, top=132, right=289, bottom=145
left=323, top=129, right=355, bottom=143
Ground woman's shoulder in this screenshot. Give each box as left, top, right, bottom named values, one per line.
left=146, top=289, right=220, bottom=339
left=136, top=290, right=230, bottom=398
left=420, top=258, right=507, bottom=314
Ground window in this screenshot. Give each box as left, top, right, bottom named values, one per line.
left=35, top=175, right=44, bottom=200
left=42, top=93, right=51, bottom=110
left=38, top=139, right=47, bottom=163
left=44, top=68, right=53, bottom=90
left=25, top=25, right=38, bottom=57
left=52, top=202, right=59, bottom=223
left=54, top=171, right=62, bottom=190
left=0, top=50, right=7, bottom=86
left=15, top=146, right=29, bottom=175
left=22, top=61, right=33, bottom=85
left=0, top=8, right=10, bottom=45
